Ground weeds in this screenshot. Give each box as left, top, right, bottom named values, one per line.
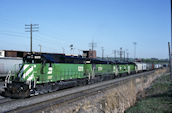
left=125, top=74, right=172, bottom=113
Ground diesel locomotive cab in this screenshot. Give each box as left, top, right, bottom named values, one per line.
left=24, top=54, right=42, bottom=63
left=3, top=53, right=42, bottom=98
left=17, top=54, right=42, bottom=83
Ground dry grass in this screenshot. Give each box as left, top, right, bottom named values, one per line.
left=125, top=73, right=172, bottom=113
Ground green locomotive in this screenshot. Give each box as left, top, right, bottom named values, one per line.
left=3, top=53, right=136, bottom=98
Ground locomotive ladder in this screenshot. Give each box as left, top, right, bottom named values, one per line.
left=4, top=71, right=12, bottom=87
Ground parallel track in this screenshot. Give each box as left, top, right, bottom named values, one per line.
left=0, top=98, right=13, bottom=104
left=0, top=69, right=161, bottom=113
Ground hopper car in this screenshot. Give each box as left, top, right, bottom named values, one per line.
left=0, top=57, right=22, bottom=79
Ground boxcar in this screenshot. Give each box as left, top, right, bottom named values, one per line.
left=134, top=62, right=143, bottom=72
left=142, top=63, right=147, bottom=71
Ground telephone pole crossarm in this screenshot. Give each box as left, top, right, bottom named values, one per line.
left=25, top=24, right=39, bottom=53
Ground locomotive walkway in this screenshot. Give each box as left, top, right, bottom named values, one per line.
left=0, top=69, right=166, bottom=113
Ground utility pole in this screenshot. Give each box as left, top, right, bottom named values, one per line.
left=126, top=49, right=129, bottom=61
left=101, top=47, right=104, bottom=60
left=89, top=41, right=97, bottom=58
left=168, top=42, right=171, bottom=74
left=25, top=24, right=39, bottom=53
left=38, top=44, right=42, bottom=53
left=133, top=42, right=137, bottom=60
left=124, top=51, right=125, bottom=61
left=114, top=50, right=116, bottom=61
left=120, top=48, right=122, bottom=61
left=170, top=0, right=172, bottom=80
left=125, top=49, right=129, bottom=61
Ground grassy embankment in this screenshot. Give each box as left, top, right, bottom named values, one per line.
left=125, top=73, right=172, bottom=113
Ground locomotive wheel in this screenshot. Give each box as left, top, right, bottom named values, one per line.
left=16, top=89, right=30, bottom=98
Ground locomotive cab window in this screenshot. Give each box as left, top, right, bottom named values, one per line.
left=24, top=54, right=42, bottom=63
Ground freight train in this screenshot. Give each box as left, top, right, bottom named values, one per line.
left=2, top=53, right=162, bottom=98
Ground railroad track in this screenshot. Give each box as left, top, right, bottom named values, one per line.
left=0, top=70, right=162, bottom=113
left=0, top=97, right=13, bottom=104
left=0, top=82, right=14, bottom=104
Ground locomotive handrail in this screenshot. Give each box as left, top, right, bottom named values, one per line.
left=5, top=70, right=12, bottom=87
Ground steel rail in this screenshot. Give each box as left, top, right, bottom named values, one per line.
left=0, top=69, right=163, bottom=113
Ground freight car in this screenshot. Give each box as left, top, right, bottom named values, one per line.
left=134, top=62, right=143, bottom=72
left=146, top=63, right=154, bottom=70
left=134, top=62, right=153, bottom=72
left=142, top=63, right=147, bottom=71
left=0, top=57, right=22, bottom=79
left=154, top=64, right=162, bottom=69
left=3, top=53, right=137, bottom=98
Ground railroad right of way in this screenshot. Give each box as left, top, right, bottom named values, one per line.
left=0, top=68, right=167, bottom=113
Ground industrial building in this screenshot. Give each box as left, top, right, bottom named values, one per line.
left=0, top=50, right=29, bottom=58
left=83, top=50, right=97, bottom=58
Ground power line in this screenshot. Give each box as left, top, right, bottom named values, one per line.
left=0, top=30, right=26, bottom=35
left=31, top=36, right=65, bottom=53
left=0, top=32, right=28, bottom=39
left=32, top=41, right=58, bottom=52
left=36, top=32, right=66, bottom=44
left=34, top=34, right=66, bottom=45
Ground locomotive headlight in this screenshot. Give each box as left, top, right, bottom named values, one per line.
left=21, top=87, right=23, bottom=90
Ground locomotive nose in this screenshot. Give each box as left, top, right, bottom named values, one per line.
left=4, top=82, right=30, bottom=98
